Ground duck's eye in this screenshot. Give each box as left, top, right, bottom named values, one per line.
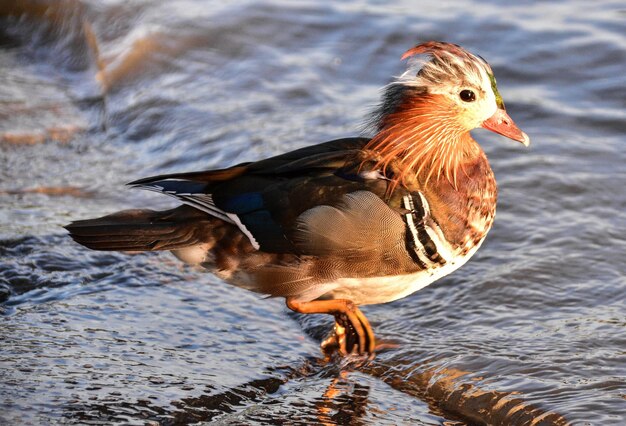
left=459, top=89, right=476, bottom=102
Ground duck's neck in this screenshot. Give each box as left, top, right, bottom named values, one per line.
left=365, top=90, right=481, bottom=191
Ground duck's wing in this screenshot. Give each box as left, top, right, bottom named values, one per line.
left=128, top=137, right=397, bottom=253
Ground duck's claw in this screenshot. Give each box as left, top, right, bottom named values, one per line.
left=286, top=298, right=377, bottom=358
left=320, top=323, right=342, bottom=356
left=321, top=311, right=375, bottom=358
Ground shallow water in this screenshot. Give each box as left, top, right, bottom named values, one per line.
left=1, top=0, right=625, bottom=424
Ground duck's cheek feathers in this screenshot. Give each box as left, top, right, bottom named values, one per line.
left=473, top=88, right=499, bottom=124
left=457, top=100, right=498, bottom=130
left=476, top=100, right=498, bottom=125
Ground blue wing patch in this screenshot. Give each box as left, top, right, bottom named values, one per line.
left=219, top=192, right=265, bottom=214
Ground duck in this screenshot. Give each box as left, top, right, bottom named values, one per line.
left=66, top=41, right=529, bottom=358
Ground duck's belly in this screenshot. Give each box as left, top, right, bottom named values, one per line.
left=327, top=244, right=481, bottom=305
left=172, top=235, right=483, bottom=306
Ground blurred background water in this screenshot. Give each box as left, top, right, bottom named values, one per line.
left=1, top=0, right=625, bottom=424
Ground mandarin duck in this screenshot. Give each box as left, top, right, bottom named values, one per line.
left=66, top=41, right=529, bottom=357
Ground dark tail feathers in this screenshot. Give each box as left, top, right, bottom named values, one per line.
left=65, top=205, right=216, bottom=252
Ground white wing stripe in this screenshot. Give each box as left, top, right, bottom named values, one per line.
left=133, top=184, right=261, bottom=250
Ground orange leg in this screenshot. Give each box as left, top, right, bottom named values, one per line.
left=286, top=298, right=376, bottom=357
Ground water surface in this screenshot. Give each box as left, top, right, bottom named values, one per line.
left=1, top=0, right=625, bottom=424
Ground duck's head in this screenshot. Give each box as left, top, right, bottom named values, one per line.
left=367, top=41, right=529, bottom=189
left=398, top=41, right=529, bottom=146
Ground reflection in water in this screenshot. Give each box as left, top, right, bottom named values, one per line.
left=172, top=376, right=284, bottom=423
left=363, top=362, right=569, bottom=426
left=316, top=370, right=369, bottom=426
left=60, top=352, right=570, bottom=425
left=62, top=364, right=295, bottom=424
